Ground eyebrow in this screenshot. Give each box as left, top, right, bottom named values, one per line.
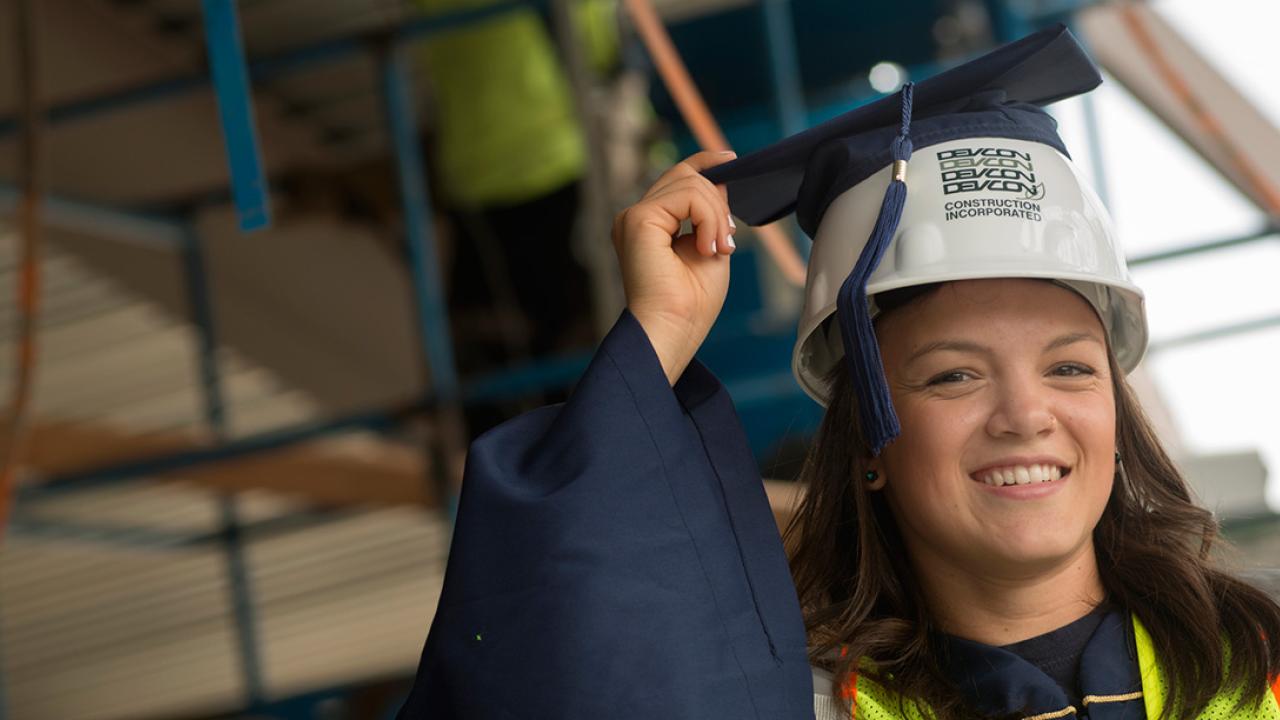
left=905, top=331, right=1104, bottom=366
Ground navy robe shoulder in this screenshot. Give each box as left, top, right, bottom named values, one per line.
left=397, top=310, right=813, bottom=720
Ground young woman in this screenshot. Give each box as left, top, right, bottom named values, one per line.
left=397, top=25, right=1280, bottom=720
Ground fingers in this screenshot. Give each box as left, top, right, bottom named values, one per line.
left=685, top=148, right=738, bottom=170
left=646, top=177, right=733, bottom=257
left=643, top=150, right=736, bottom=199
left=613, top=151, right=738, bottom=261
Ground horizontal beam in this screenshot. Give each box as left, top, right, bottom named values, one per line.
left=462, top=352, right=591, bottom=404
left=1128, top=225, right=1279, bottom=267
left=8, top=507, right=346, bottom=550
left=16, top=403, right=424, bottom=502
left=15, top=352, right=595, bottom=502
left=1150, top=312, right=1280, bottom=352
left=0, top=184, right=185, bottom=247
left=15, top=337, right=808, bottom=504
left=0, top=0, right=545, bottom=141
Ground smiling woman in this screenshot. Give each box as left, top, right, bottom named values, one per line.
left=396, top=26, right=1280, bottom=720
left=789, top=277, right=1280, bottom=718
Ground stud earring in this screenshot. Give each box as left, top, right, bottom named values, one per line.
left=1115, top=450, right=1129, bottom=486
left=865, top=471, right=879, bottom=483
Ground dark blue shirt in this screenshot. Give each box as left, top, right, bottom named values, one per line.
left=1001, top=605, right=1110, bottom=708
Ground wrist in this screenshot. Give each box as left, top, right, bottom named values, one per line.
left=629, top=308, right=699, bottom=386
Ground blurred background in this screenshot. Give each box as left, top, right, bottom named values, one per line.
left=0, top=0, right=1277, bottom=718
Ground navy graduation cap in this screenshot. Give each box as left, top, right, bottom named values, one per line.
left=396, top=24, right=1138, bottom=720
left=702, top=23, right=1099, bottom=235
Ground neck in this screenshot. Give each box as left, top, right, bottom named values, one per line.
left=913, top=541, right=1107, bottom=647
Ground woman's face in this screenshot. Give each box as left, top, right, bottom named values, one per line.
left=872, top=279, right=1116, bottom=581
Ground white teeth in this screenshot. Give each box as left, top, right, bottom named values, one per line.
left=977, top=464, right=1063, bottom=486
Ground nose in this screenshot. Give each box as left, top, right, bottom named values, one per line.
left=985, top=374, right=1057, bottom=439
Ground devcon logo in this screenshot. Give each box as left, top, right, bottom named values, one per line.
left=937, top=147, right=1045, bottom=201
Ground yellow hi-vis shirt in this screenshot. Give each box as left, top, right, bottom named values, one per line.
left=416, top=0, right=617, bottom=208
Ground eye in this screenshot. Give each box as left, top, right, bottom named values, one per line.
left=927, top=370, right=974, bottom=386
left=1050, top=363, right=1095, bottom=377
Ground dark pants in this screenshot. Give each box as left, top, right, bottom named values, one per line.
left=446, top=181, right=592, bottom=436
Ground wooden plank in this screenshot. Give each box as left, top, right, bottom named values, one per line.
left=13, top=418, right=433, bottom=507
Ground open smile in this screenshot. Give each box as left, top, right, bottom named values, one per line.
left=971, top=463, right=1072, bottom=487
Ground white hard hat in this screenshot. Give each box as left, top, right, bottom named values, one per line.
left=793, top=136, right=1148, bottom=406
left=704, top=25, right=1149, bottom=452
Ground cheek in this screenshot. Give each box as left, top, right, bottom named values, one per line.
left=1063, top=398, right=1117, bottom=503
left=880, top=401, right=982, bottom=505
left=1061, top=393, right=1117, bottom=455
left=890, top=399, right=985, bottom=469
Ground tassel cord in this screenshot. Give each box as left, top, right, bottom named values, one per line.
left=834, top=82, right=916, bottom=455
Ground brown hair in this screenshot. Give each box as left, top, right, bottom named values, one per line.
left=785, top=284, right=1280, bottom=720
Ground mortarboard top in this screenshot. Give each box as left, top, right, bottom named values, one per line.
left=703, top=23, right=1101, bottom=237
left=702, top=24, right=1106, bottom=455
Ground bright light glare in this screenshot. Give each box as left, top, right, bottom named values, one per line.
left=868, top=62, right=906, bottom=93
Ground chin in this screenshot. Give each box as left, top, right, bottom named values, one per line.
left=983, top=530, right=1092, bottom=571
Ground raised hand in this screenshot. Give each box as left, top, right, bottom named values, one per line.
left=612, top=151, right=737, bottom=385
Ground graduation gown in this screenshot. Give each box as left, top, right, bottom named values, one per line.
left=397, top=310, right=814, bottom=719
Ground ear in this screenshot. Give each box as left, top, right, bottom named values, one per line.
left=864, top=468, right=887, bottom=492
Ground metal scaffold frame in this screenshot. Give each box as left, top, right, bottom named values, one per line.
left=3, top=1, right=1278, bottom=717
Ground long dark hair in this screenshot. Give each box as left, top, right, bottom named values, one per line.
left=785, top=284, right=1280, bottom=720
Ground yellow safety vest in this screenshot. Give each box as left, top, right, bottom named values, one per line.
left=816, top=615, right=1280, bottom=720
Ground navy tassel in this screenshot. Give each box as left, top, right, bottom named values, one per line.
left=835, top=82, right=914, bottom=455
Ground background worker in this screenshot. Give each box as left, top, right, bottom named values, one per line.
left=416, top=0, right=621, bottom=435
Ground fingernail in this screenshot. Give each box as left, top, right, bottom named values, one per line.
left=725, top=235, right=736, bottom=250
left=717, top=150, right=737, bottom=156
left=710, top=239, right=718, bottom=254
left=727, top=214, right=736, bottom=229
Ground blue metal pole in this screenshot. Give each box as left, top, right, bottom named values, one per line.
left=983, top=0, right=1034, bottom=42
left=1080, top=91, right=1112, bottom=211
left=378, top=48, right=460, bottom=401
left=377, top=43, right=466, bottom=520
left=758, top=0, right=810, bottom=257
left=1064, top=16, right=1113, bottom=213
left=180, top=226, right=266, bottom=708
left=759, top=0, right=806, bottom=139
left=757, top=0, right=808, bottom=262
left=200, top=0, right=271, bottom=232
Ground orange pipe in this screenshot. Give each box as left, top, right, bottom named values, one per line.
left=622, top=0, right=808, bottom=286
left=1120, top=5, right=1280, bottom=216
left=1, top=0, right=43, bottom=537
